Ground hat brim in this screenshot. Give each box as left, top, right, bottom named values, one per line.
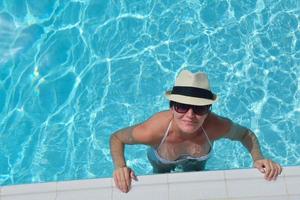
left=165, top=91, right=217, bottom=106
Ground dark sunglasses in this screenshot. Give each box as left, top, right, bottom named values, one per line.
left=172, top=102, right=211, bottom=115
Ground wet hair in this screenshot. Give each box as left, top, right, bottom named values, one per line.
left=169, top=101, right=175, bottom=108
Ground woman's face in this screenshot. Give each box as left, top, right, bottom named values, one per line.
left=171, top=103, right=210, bottom=134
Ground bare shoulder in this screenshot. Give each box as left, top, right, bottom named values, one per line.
left=204, top=112, right=232, bottom=140
left=147, top=110, right=172, bottom=125
left=133, top=110, right=172, bottom=146
left=141, top=110, right=172, bottom=136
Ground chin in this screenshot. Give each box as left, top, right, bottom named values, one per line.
left=180, top=124, right=198, bottom=134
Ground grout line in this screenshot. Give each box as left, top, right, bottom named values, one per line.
left=167, top=174, right=170, bottom=200
left=54, top=181, right=58, bottom=200
left=223, top=170, right=229, bottom=199
left=283, top=171, right=290, bottom=196
left=111, top=183, right=114, bottom=200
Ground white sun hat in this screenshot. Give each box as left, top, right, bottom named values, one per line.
left=165, top=70, right=218, bottom=106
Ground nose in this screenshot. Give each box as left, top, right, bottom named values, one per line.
left=185, top=108, right=195, bottom=117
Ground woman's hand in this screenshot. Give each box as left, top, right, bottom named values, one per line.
left=254, top=159, right=282, bottom=181
left=113, top=166, right=138, bottom=193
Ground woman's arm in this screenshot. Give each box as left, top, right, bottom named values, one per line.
left=240, top=129, right=265, bottom=161
left=110, top=125, right=141, bottom=193
left=224, top=122, right=282, bottom=180
left=224, top=123, right=264, bottom=161
left=110, top=119, right=164, bottom=169
left=110, top=126, right=138, bottom=169
left=109, top=111, right=169, bottom=193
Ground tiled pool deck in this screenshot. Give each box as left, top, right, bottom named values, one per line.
left=0, top=166, right=299, bottom=200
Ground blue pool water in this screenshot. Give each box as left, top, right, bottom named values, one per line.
left=0, top=0, right=299, bottom=186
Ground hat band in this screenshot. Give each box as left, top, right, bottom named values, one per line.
left=171, top=86, right=214, bottom=100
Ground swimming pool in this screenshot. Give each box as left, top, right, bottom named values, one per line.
left=0, top=0, right=299, bottom=186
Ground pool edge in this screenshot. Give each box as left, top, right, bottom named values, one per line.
left=1, top=166, right=300, bottom=200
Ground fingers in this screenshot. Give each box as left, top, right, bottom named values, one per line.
left=114, top=167, right=130, bottom=193
left=264, top=161, right=274, bottom=181
left=255, top=160, right=282, bottom=181
left=131, top=170, right=138, bottom=181
left=270, top=163, right=282, bottom=180
left=266, top=161, right=283, bottom=181
left=113, top=167, right=137, bottom=193
left=278, top=163, right=283, bottom=175
left=124, top=167, right=131, bottom=191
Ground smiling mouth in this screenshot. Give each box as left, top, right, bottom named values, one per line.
left=182, top=120, right=196, bottom=125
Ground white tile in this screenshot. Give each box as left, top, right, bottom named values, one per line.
left=225, top=168, right=265, bottom=180
left=169, top=180, right=227, bottom=200
left=112, top=173, right=168, bottom=188
left=285, top=176, right=300, bottom=195
left=226, top=176, right=287, bottom=198
left=289, top=195, right=300, bottom=200
left=2, top=182, right=56, bottom=196
left=112, top=184, right=168, bottom=200
left=57, top=178, right=112, bottom=191
left=56, top=188, right=111, bottom=200
left=2, top=192, right=56, bottom=200
left=283, top=166, right=300, bottom=177
left=111, top=173, right=168, bottom=198
left=233, top=195, right=289, bottom=200
left=1, top=167, right=298, bottom=200
left=133, top=173, right=168, bottom=185
left=168, top=170, right=225, bottom=183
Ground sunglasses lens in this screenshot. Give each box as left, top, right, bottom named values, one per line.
left=174, top=103, right=189, bottom=113
left=173, top=102, right=210, bottom=115
left=193, top=106, right=210, bottom=115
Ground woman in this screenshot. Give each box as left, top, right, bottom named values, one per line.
left=110, top=70, right=282, bottom=193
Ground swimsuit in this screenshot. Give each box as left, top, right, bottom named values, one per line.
left=147, top=120, right=213, bottom=173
